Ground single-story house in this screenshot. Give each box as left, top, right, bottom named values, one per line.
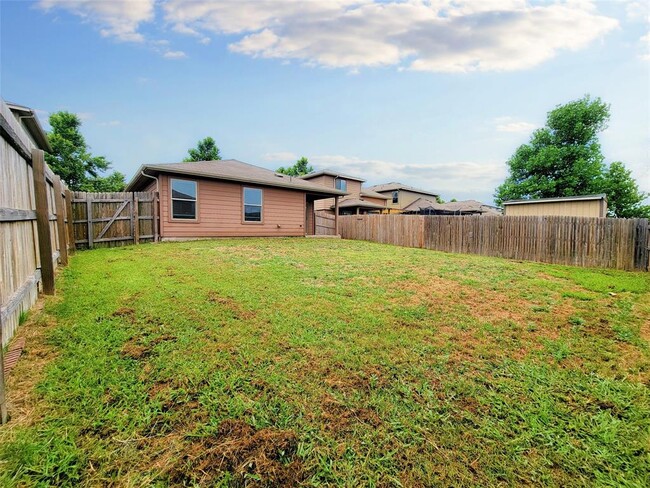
left=299, top=170, right=390, bottom=215
left=502, top=194, right=607, bottom=218
left=366, top=182, right=440, bottom=213
left=126, top=160, right=347, bottom=239
left=402, top=198, right=501, bottom=216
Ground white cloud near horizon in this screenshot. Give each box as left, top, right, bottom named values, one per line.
left=494, top=117, right=537, bottom=133
left=264, top=152, right=507, bottom=201
left=39, top=0, right=619, bottom=72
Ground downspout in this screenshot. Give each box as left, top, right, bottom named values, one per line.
left=140, top=170, right=158, bottom=192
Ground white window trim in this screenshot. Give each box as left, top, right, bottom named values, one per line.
left=243, top=186, right=264, bottom=224
left=170, top=178, right=198, bottom=221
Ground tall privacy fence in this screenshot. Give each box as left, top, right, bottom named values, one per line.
left=339, top=214, right=649, bottom=271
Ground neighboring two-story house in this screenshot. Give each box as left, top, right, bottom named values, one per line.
left=366, top=182, right=440, bottom=213
left=300, top=170, right=388, bottom=215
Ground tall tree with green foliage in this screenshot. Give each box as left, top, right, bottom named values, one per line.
left=276, top=156, right=314, bottom=176
left=184, top=137, right=221, bottom=162
left=494, top=95, right=649, bottom=217
left=46, top=111, right=125, bottom=191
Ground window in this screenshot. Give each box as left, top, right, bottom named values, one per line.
left=243, top=187, right=263, bottom=222
left=392, top=191, right=399, bottom=204
left=171, top=179, right=197, bottom=219
left=335, top=178, right=347, bottom=191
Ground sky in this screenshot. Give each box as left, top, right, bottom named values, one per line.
left=1, top=0, right=648, bottom=204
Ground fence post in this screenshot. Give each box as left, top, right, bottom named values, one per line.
left=153, top=192, right=159, bottom=242
left=0, top=311, right=6, bottom=425
left=53, top=176, right=68, bottom=266
left=65, top=189, right=75, bottom=254
left=133, top=196, right=140, bottom=245
left=86, top=194, right=93, bottom=249
left=32, top=149, right=55, bottom=295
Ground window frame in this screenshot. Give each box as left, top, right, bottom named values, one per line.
left=170, top=178, right=199, bottom=222
left=392, top=191, right=399, bottom=204
left=335, top=178, right=347, bottom=192
left=242, top=186, right=264, bottom=224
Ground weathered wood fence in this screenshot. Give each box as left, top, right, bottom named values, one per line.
left=339, top=214, right=650, bottom=271
left=72, top=191, right=158, bottom=249
left=315, top=210, right=337, bottom=236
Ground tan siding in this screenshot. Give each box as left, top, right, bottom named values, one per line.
left=504, top=200, right=605, bottom=217
left=312, top=175, right=335, bottom=210
left=362, top=196, right=387, bottom=207
left=160, top=175, right=306, bottom=237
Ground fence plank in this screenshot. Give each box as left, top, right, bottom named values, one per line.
left=53, top=176, right=68, bottom=266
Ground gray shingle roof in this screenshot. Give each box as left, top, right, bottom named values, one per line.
left=367, top=182, right=439, bottom=197
left=300, top=170, right=365, bottom=182
left=126, top=160, right=348, bottom=196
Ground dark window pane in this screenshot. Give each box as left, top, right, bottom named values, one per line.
left=244, top=188, right=262, bottom=206
left=171, top=179, right=197, bottom=200
left=172, top=200, right=196, bottom=219
left=392, top=191, right=398, bottom=204
left=244, top=205, right=262, bottom=222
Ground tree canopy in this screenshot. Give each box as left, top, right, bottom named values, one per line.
left=184, top=137, right=221, bottom=162
left=276, top=156, right=314, bottom=176
left=46, top=111, right=125, bottom=192
left=494, top=95, right=649, bottom=218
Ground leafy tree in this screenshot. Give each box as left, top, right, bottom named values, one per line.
left=46, top=111, right=125, bottom=191
left=494, top=95, right=649, bottom=217
left=277, top=156, right=314, bottom=176
left=184, top=137, right=221, bottom=162
left=600, top=162, right=650, bottom=218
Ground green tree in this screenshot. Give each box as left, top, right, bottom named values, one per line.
left=277, top=156, right=314, bottom=176
left=184, top=137, right=221, bottom=162
left=46, top=111, right=125, bottom=191
left=494, top=95, right=649, bottom=217
left=600, top=162, right=650, bottom=218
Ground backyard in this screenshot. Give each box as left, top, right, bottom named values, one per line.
left=1, top=238, right=648, bottom=486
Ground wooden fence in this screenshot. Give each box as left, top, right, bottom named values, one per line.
left=315, top=210, right=337, bottom=236
left=339, top=214, right=650, bottom=271
left=72, top=191, right=158, bottom=249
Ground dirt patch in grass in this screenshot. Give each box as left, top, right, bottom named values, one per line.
left=169, top=419, right=303, bottom=486
left=207, top=291, right=256, bottom=320
left=321, top=396, right=381, bottom=433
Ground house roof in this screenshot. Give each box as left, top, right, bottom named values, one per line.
left=403, top=198, right=501, bottom=215
left=367, top=182, right=439, bottom=197
left=502, top=194, right=607, bottom=206
left=126, top=160, right=348, bottom=197
left=360, top=188, right=390, bottom=199
left=300, top=169, right=365, bottom=182
left=335, top=198, right=387, bottom=210
left=6, top=101, right=52, bottom=152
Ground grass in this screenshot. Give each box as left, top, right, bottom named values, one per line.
left=1, top=238, right=649, bottom=487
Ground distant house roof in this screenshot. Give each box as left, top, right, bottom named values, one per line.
left=300, top=170, right=365, bottom=182
left=6, top=101, right=52, bottom=152
left=403, top=198, right=501, bottom=215
left=367, top=182, right=439, bottom=197
left=360, top=188, right=390, bottom=199
left=336, top=198, right=387, bottom=210
left=126, top=160, right=348, bottom=197
left=502, top=194, right=607, bottom=206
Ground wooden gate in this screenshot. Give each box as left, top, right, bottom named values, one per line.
left=72, top=191, right=158, bottom=249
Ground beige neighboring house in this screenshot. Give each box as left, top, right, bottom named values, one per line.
left=126, top=160, right=346, bottom=239
left=403, top=198, right=501, bottom=216
left=502, top=194, right=607, bottom=218
left=300, top=170, right=389, bottom=215
left=366, top=182, right=440, bottom=213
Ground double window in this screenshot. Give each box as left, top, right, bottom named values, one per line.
left=335, top=178, right=347, bottom=191
left=171, top=179, right=197, bottom=219
left=243, top=187, right=263, bottom=222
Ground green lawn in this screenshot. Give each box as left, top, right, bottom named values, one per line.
left=1, top=238, right=649, bottom=487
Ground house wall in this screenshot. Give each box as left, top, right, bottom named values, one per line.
left=504, top=199, right=606, bottom=218
left=308, top=175, right=361, bottom=210
left=361, top=196, right=387, bottom=207
left=158, top=174, right=306, bottom=238
left=379, top=189, right=437, bottom=211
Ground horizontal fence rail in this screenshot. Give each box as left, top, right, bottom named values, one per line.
left=339, top=214, right=649, bottom=271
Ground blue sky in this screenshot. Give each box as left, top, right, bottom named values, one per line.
left=1, top=0, right=648, bottom=204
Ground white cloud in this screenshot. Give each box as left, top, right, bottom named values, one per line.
left=38, top=0, right=155, bottom=43
left=164, top=0, right=618, bottom=72
left=495, top=117, right=537, bottom=133
left=263, top=151, right=299, bottom=162
left=278, top=153, right=508, bottom=201
left=640, top=31, right=650, bottom=61
left=163, top=50, right=187, bottom=59
left=98, top=120, right=121, bottom=127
